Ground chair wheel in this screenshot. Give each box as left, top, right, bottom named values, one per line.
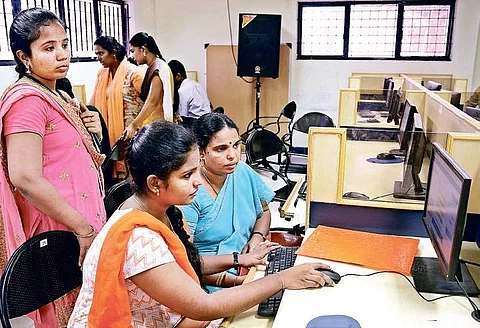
left=272, top=174, right=277, bottom=180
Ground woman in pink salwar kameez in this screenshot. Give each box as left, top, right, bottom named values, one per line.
left=0, top=8, right=106, bottom=327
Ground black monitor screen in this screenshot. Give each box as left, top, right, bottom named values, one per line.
left=398, top=99, right=417, bottom=152
left=423, top=143, right=471, bottom=280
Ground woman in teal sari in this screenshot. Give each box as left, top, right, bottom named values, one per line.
left=182, top=112, right=275, bottom=292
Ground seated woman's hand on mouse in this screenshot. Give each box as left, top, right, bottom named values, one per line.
left=239, top=241, right=280, bottom=267
left=280, top=263, right=336, bottom=289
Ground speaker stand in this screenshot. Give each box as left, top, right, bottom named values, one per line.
left=254, top=76, right=261, bottom=128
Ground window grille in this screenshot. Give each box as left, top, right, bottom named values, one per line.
left=298, top=1, right=455, bottom=60
left=0, top=0, right=128, bottom=63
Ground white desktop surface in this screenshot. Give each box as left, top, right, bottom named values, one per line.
left=272, top=228, right=480, bottom=328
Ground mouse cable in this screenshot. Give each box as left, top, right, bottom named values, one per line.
left=340, top=271, right=452, bottom=303
left=454, top=276, right=480, bottom=323
left=369, top=192, right=394, bottom=201
left=460, top=258, right=480, bottom=267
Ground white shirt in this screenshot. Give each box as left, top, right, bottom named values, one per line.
left=178, top=78, right=211, bottom=118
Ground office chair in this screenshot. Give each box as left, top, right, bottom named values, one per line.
left=104, top=179, right=133, bottom=220
left=282, top=112, right=335, bottom=174
left=0, top=231, right=82, bottom=328
left=213, top=106, right=224, bottom=114
left=244, top=129, right=294, bottom=202
left=241, top=101, right=296, bottom=142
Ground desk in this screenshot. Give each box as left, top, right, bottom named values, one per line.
left=343, top=140, right=428, bottom=205
left=272, top=228, right=480, bottom=328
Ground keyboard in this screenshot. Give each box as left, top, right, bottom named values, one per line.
left=257, top=246, right=299, bottom=317
left=358, top=110, right=376, bottom=118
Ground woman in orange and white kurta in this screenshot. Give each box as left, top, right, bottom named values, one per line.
left=90, top=36, right=144, bottom=178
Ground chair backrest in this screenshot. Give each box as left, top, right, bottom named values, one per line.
left=292, top=112, right=335, bottom=134
left=104, top=179, right=133, bottom=219
left=245, top=129, right=285, bottom=164
left=0, top=231, right=82, bottom=327
left=450, top=91, right=461, bottom=108
left=213, top=106, right=224, bottom=114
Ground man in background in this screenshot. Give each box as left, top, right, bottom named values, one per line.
left=168, top=59, right=211, bottom=128
left=465, top=86, right=480, bottom=108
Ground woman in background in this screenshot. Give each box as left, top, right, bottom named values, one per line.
left=125, top=32, right=173, bottom=139
left=90, top=36, right=144, bottom=178
left=0, top=8, right=106, bottom=327
left=68, top=121, right=335, bottom=327
left=182, top=113, right=275, bottom=292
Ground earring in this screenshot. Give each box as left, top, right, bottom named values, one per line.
left=143, top=52, right=146, bottom=57
left=24, top=62, right=30, bottom=73
left=154, top=188, right=160, bottom=197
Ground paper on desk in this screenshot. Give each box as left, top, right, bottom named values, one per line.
left=296, top=225, right=419, bottom=275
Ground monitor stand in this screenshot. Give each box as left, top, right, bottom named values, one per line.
left=411, top=257, right=479, bottom=296
left=393, top=181, right=427, bottom=200
left=389, top=148, right=405, bottom=156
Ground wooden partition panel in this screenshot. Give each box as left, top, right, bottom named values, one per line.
left=206, top=45, right=290, bottom=133
left=338, top=89, right=359, bottom=126
left=446, top=134, right=480, bottom=213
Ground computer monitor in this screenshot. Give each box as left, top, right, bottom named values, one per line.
left=393, top=113, right=427, bottom=200
left=426, top=80, right=442, bottom=91
left=387, top=88, right=402, bottom=125
left=465, top=106, right=480, bottom=121
left=384, top=79, right=395, bottom=109
left=412, top=142, right=479, bottom=296
left=389, top=99, right=416, bottom=156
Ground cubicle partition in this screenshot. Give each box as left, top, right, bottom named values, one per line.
left=307, top=74, right=480, bottom=241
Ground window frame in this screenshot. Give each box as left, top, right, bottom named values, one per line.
left=297, top=0, right=456, bottom=61
left=0, top=0, right=129, bottom=65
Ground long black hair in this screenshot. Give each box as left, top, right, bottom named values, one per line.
left=129, top=32, right=165, bottom=61
left=9, top=8, right=66, bottom=77
left=125, top=121, right=204, bottom=287
left=94, top=36, right=127, bottom=61
left=194, top=112, right=239, bottom=149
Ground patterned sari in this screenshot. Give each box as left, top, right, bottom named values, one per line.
left=181, top=161, right=274, bottom=292
left=0, top=77, right=106, bottom=327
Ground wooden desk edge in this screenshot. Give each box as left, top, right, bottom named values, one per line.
left=280, top=177, right=305, bottom=218
left=219, top=267, right=258, bottom=327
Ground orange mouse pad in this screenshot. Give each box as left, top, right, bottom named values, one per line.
left=296, top=226, right=420, bottom=275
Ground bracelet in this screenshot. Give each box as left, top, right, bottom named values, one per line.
left=232, top=252, right=239, bottom=270
left=73, top=224, right=96, bottom=238
left=275, top=272, right=285, bottom=291
left=252, top=231, right=266, bottom=241
left=215, top=271, right=227, bottom=286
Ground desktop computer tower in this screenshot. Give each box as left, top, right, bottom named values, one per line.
left=237, top=13, right=281, bottom=78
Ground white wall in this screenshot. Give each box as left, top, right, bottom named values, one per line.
left=1, top=0, right=478, bottom=122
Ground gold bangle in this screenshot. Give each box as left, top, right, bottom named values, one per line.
left=73, top=224, right=96, bottom=238
left=275, top=272, right=285, bottom=291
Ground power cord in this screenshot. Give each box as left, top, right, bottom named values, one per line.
left=226, top=0, right=255, bottom=84
left=341, top=271, right=480, bottom=322
left=369, top=192, right=394, bottom=201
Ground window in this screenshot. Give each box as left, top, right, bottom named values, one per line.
left=298, top=1, right=455, bottom=60
left=0, top=0, right=129, bottom=63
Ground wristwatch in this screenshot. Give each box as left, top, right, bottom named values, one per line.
left=232, top=252, right=239, bottom=270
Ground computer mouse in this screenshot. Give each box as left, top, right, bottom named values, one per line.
left=316, top=268, right=341, bottom=284
left=342, top=191, right=369, bottom=200
left=376, top=152, right=396, bottom=161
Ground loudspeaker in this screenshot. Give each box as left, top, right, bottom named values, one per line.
left=237, top=14, right=281, bottom=78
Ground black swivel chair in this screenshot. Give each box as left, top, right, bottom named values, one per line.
left=0, top=231, right=82, bottom=328
left=245, top=129, right=294, bottom=202
left=104, top=179, right=133, bottom=220
left=282, top=112, right=335, bottom=174
left=241, top=101, right=296, bottom=142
